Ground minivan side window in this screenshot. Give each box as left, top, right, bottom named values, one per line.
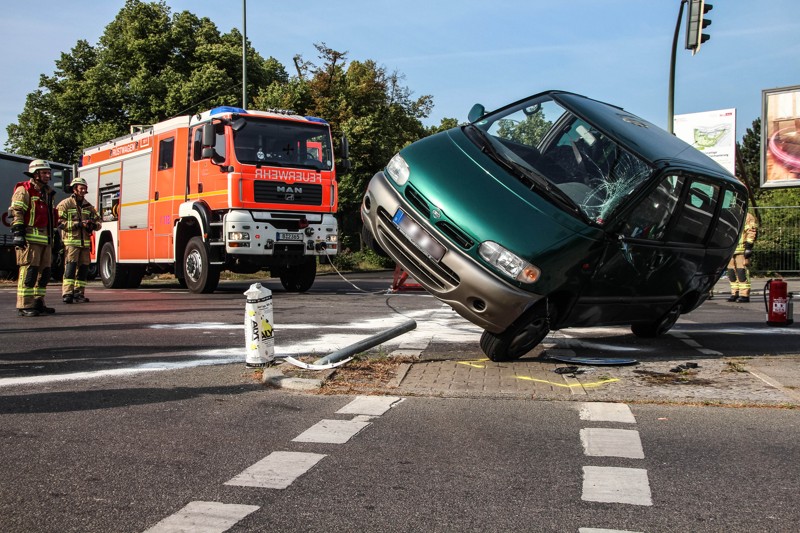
left=669, top=180, right=719, bottom=244
left=708, top=188, right=747, bottom=248
left=621, top=175, right=683, bottom=240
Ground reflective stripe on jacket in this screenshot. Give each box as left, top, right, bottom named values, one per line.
left=57, top=195, right=101, bottom=248
left=9, top=180, right=55, bottom=245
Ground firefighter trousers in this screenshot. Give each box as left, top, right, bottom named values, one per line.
left=727, top=254, right=751, bottom=297
left=16, top=243, right=52, bottom=310
left=62, top=246, right=91, bottom=297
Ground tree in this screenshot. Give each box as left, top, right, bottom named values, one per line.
left=253, top=43, right=443, bottom=248
left=5, top=0, right=286, bottom=163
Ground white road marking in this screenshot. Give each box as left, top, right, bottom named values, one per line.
left=580, top=428, right=644, bottom=459
left=579, top=402, right=636, bottom=424
left=336, top=396, right=403, bottom=416
left=142, top=501, right=259, bottom=533
left=292, top=419, right=371, bottom=444
left=582, top=466, right=653, bottom=506
left=578, top=527, right=641, bottom=533
left=224, top=451, right=326, bottom=489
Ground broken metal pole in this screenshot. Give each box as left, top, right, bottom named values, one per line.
left=312, top=319, right=417, bottom=366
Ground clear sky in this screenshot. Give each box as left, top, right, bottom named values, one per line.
left=1, top=0, right=797, bottom=154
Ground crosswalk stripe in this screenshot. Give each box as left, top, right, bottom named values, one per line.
left=224, top=451, right=326, bottom=489
left=292, top=419, right=371, bottom=444
left=336, top=395, right=403, bottom=416
left=582, top=466, right=653, bottom=506
left=143, top=501, right=259, bottom=533
left=580, top=428, right=644, bottom=459
left=579, top=402, right=636, bottom=423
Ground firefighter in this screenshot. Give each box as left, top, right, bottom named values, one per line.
left=727, top=211, right=758, bottom=303
left=57, top=177, right=101, bottom=303
left=9, top=159, right=57, bottom=317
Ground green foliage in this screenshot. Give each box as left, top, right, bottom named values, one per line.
left=5, top=0, right=286, bottom=162
left=495, top=110, right=552, bottom=145
left=6, top=4, right=452, bottom=250
left=331, top=248, right=394, bottom=271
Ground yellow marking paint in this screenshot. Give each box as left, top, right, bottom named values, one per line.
left=457, top=358, right=490, bottom=369
left=515, top=375, right=619, bottom=389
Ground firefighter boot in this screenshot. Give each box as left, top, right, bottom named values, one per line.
left=17, top=308, right=40, bottom=317
left=727, top=293, right=739, bottom=302
left=73, top=294, right=90, bottom=303
left=63, top=293, right=74, bottom=304
left=33, top=299, right=56, bottom=315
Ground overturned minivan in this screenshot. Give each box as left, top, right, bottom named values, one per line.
left=361, top=90, right=747, bottom=361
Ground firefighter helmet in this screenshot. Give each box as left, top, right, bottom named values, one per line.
left=24, top=159, right=52, bottom=177
left=70, top=177, right=89, bottom=190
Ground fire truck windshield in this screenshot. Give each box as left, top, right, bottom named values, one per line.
left=233, top=118, right=333, bottom=170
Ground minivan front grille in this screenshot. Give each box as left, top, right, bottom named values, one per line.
left=435, top=221, right=474, bottom=249
left=376, top=207, right=459, bottom=291
left=404, top=185, right=431, bottom=218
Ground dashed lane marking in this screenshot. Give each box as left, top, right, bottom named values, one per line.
left=336, top=396, right=404, bottom=416
left=582, top=466, right=653, bottom=506
left=224, top=451, right=326, bottom=489
left=292, top=419, right=372, bottom=444
left=142, top=501, right=259, bottom=533
left=580, top=428, right=645, bottom=459
left=579, top=402, right=637, bottom=424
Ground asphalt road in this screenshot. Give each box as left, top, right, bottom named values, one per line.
left=1, top=272, right=799, bottom=532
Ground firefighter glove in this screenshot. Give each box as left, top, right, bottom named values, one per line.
left=13, top=234, right=26, bottom=248
left=743, top=242, right=754, bottom=259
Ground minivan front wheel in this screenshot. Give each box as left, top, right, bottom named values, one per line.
left=480, top=302, right=554, bottom=362
left=631, top=304, right=681, bottom=338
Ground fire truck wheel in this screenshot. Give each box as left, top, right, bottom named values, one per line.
left=99, top=242, right=130, bottom=289
left=279, top=257, right=317, bottom=292
left=183, top=236, right=220, bottom=293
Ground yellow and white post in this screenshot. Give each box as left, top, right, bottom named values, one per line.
left=244, top=283, right=275, bottom=367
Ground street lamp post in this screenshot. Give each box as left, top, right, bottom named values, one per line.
left=242, top=0, right=247, bottom=108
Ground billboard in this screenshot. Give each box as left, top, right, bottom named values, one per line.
left=762, top=85, right=800, bottom=188
left=673, top=108, right=736, bottom=175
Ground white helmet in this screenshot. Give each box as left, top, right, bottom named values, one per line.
left=25, top=159, right=52, bottom=177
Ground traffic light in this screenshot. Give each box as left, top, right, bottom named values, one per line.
left=685, top=0, right=713, bottom=54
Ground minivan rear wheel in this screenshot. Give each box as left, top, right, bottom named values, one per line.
left=480, top=302, right=554, bottom=362
left=631, top=304, right=681, bottom=338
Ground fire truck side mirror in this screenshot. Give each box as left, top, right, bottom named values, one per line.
left=201, top=123, right=219, bottom=161
left=339, top=135, right=351, bottom=171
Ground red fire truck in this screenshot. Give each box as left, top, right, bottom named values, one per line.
left=79, top=106, right=345, bottom=293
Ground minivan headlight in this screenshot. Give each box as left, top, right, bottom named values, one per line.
left=386, top=153, right=409, bottom=186
left=479, top=241, right=540, bottom=284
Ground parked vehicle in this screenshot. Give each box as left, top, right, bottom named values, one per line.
left=0, top=151, right=73, bottom=279
left=79, top=106, right=346, bottom=293
left=361, top=90, right=748, bottom=360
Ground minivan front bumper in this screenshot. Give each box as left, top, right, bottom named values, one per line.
left=361, top=172, right=541, bottom=333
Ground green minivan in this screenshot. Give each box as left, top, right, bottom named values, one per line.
left=361, top=90, right=748, bottom=361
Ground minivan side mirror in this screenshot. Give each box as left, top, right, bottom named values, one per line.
left=468, top=104, right=485, bottom=123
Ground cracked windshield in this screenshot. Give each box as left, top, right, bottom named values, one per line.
left=477, top=96, right=653, bottom=224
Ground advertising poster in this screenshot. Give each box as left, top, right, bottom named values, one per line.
left=673, top=108, right=736, bottom=175
left=762, top=85, right=800, bottom=188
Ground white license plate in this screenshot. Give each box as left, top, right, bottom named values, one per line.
left=277, top=232, right=303, bottom=241
left=392, top=209, right=446, bottom=261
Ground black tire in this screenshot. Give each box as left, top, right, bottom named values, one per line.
left=183, top=236, right=220, bottom=293
left=86, top=262, right=99, bottom=281
left=99, top=242, right=129, bottom=289
left=126, top=265, right=146, bottom=289
left=480, top=302, right=554, bottom=362
left=631, top=304, right=681, bottom=338
left=279, top=257, right=317, bottom=292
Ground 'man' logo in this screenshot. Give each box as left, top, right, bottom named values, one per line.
left=276, top=186, right=302, bottom=194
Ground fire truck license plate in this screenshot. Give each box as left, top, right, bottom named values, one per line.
left=277, top=232, right=303, bottom=241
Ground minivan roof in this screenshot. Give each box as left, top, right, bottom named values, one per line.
left=550, top=91, right=737, bottom=183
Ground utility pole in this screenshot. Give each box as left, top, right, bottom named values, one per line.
left=667, top=0, right=687, bottom=134
left=242, top=0, right=248, bottom=108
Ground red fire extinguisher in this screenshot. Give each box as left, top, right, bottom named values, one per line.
left=764, top=279, right=794, bottom=326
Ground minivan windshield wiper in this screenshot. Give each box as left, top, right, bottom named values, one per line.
left=465, top=124, right=589, bottom=222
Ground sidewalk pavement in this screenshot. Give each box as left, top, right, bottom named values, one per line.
left=266, top=277, right=800, bottom=407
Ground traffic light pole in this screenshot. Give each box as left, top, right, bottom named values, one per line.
left=667, top=0, right=687, bottom=135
